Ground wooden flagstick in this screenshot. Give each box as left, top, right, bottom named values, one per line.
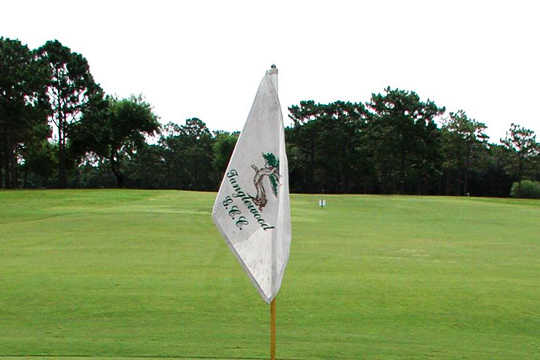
left=270, top=298, right=276, bottom=360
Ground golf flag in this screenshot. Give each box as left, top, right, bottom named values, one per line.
left=212, top=66, right=291, bottom=304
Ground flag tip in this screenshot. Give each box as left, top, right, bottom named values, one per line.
left=267, top=64, right=278, bottom=75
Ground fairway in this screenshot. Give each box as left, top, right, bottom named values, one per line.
left=1, top=190, right=539, bottom=359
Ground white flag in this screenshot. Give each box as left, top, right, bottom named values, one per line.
left=212, top=66, right=291, bottom=304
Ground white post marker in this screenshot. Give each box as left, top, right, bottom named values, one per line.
left=212, top=65, right=291, bottom=360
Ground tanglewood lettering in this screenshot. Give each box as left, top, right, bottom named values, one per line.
left=223, top=169, right=275, bottom=231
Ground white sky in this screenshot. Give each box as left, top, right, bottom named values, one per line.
left=2, top=0, right=539, bottom=143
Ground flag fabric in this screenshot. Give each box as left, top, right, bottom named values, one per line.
left=212, top=66, right=291, bottom=304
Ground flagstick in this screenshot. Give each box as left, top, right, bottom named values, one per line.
left=270, top=298, right=276, bottom=360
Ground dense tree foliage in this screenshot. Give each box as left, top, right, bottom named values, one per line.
left=3, top=37, right=539, bottom=197
left=0, top=37, right=50, bottom=188
left=368, top=88, right=445, bottom=194
left=440, top=110, right=488, bottom=195
left=72, top=95, right=160, bottom=187
left=159, top=118, right=216, bottom=190
left=289, top=100, right=370, bottom=193
left=500, top=123, right=539, bottom=193
left=37, top=40, right=102, bottom=187
left=213, top=130, right=239, bottom=180
left=286, top=96, right=536, bottom=196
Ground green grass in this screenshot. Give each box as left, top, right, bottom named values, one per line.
left=0, top=190, right=539, bottom=359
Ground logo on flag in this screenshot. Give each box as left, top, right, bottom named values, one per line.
left=250, top=152, right=280, bottom=211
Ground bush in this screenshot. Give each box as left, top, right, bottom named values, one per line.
left=510, top=180, right=540, bottom=198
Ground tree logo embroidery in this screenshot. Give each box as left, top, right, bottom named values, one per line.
left=250, top=153, right=280, bottom=211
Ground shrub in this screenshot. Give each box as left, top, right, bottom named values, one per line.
left=510, top=180, right=540, bottom=198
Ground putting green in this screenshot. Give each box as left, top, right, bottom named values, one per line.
left=1, top=190, right=538, bottom=359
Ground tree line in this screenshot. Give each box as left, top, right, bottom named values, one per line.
left=1, top=37, right=539, bottom=196
left=287, top=96, right=539, bottom=196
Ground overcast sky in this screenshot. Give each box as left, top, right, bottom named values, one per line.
left=2, top=0, right=539, bottom=142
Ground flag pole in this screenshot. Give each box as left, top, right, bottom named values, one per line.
left=270, top=298, right=276, bottom=360
left=270, top=63, right=278, bottom=360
